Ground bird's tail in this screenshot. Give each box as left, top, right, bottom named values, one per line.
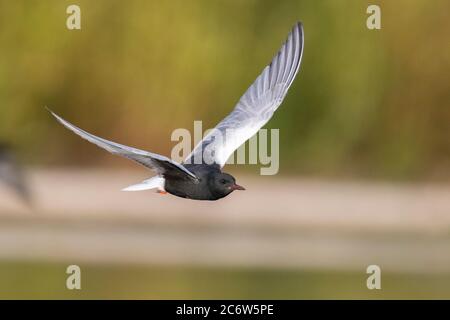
left=122, top=176, right=165, bottom=192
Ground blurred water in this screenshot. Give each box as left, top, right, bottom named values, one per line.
left=0, top=169, right=449, bottom=298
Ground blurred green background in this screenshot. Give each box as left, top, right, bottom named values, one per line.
left=0, top=0, right=448, bottom=180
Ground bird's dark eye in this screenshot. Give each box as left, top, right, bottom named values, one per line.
left=220, top=179, right=227, bottom=184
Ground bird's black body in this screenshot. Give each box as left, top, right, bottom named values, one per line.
left=164, top=164, right=242, bottom=200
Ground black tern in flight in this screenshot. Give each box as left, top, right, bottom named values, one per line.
left=49, top=22, right=304, bottom=200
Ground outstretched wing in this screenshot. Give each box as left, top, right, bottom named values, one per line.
left=49, top=110, right=198, bottom=181
left=184, top=22, right=304, bottom=167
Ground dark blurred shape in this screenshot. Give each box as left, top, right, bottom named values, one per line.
left=0, top=143, right=32, bottom=205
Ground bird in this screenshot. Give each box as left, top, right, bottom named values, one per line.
left=48, top=22, right=304, bottom=201
left=0, top=143, right=32, bottom=205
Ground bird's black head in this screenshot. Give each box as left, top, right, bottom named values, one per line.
left=210, top=172, right=245, bottom=198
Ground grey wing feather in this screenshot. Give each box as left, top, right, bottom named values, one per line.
left=49, top=110, right=197, bottom=181
left=185, top=22, right=304, bottom=167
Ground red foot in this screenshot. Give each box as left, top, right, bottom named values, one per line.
left=157, top=190, right=168, bottom=195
